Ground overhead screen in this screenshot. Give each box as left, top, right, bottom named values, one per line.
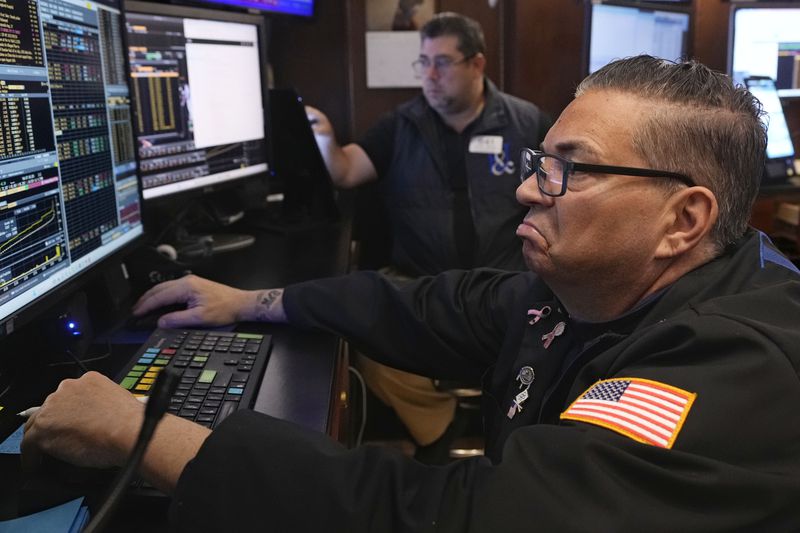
left=588, top=3, right=690, bottom=74
left=123, top=1, right=270, bottom=200
left=0, top=0, right=144, bottom=329
left=728, top=4, right=800, bottom=98
left=193, top=0, right=314, bottom=17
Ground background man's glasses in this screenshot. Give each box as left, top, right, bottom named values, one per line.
left=412, top=54, right=475, bottom=77
left=519, top=148, right=695, bottom=197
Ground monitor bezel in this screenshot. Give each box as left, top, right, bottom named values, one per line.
left=582, top=0, right=693, bottom=76
left=0, top=0, right=147, bottom=337
left=122, top=0, right=273, bottom=202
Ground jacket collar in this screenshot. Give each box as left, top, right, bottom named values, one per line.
left=399, top=78, right=508, bottom=134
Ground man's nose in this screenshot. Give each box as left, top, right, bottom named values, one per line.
left=421, top=64, right=440, bottom=80
left=516, top=176, right=554, bottom=207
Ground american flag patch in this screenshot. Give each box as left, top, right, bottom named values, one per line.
left=560, top=378, right=696, bottom=449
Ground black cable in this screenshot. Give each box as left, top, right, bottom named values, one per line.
left=82, top=367, right=180, bottom=533
left=348, top=365, right=367, bottom=448
left=0, top=382, right=11, bottom=403
left=61, top=349, right=89, bottom=374
left=46, top=341, right=112, bottom=369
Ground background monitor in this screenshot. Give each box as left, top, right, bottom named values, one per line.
left=123, top=1, right=270, bottom=201
left=192, top=0, right=314, bottom=17
left=728, top=3, right=800, bottom=99
left=0, top=0, right=144, bottom=333
left=586, top=2, right=691, bottom=74
left=745, top=76, right=796, bottom=183
left=265, top=88, right=338, bottom=228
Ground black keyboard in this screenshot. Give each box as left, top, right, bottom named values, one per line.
left=116, top=328, right=271, bottom=428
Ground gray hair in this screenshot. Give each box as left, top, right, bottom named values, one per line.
left=419, top=12, right=485, bottom=58
left=576, top=55, right=766, bottom=250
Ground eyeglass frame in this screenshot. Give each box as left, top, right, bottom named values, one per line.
left=519, top=148, right=695, bottom=197
left=411, top=54, right=476, bottom=77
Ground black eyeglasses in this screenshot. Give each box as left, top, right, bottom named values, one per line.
left=411, top=54, right=475, bottom=77
left=519, top=148, right=695, bottom=197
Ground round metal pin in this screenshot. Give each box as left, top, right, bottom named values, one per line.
left=517, top=365, right=535, bottom=387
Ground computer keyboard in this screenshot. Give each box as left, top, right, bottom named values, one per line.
left=116, top=328, right=271, bottom=429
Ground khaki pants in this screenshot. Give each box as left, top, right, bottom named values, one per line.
left=356, top=354, right=457, bottom=446
left=355, top=266, right=457, bottom=446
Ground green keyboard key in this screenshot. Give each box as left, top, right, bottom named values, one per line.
left=235, top=333, right=263, bottom=340
left=199, top=370, right=217, bottom=384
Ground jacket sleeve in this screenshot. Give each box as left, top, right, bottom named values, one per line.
left=282, top=269, right=536, bottom=382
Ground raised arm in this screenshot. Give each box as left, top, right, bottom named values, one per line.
left=305, top=105, right=378, bottom=189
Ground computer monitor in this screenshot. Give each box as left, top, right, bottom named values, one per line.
left=193, top=0, right=314, bottom=17
left=0, top=0, right=144, bottom=335
left=263, top=88, right=338, bottom=228
left=122, top=1, right=270, bottom=201
left=728, top=3, right=800, bottom=99
left=744, top=76, right=796, bottom=183
left=586, top=2, right=691, bottom=74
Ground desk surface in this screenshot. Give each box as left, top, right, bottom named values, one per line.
left=0, top=208, right=353, bottom=524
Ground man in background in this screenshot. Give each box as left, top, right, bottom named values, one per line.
left=306, top=12, right=551, bottom=458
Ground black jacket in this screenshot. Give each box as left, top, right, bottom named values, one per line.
left=357, top=80, right=550, bottom=275
left=171, top=230, right=800, bottom=532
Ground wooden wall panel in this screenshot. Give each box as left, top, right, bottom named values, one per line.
left=504, top=0, right=586, bottom=121
left=269, top=4, right=352, bottom=141
left=692, top=0, right=730, bottom=72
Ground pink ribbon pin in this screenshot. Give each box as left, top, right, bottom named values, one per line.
left=527, top=305, right=551, bottom=325
left=541, top=321, right=565, bottom=349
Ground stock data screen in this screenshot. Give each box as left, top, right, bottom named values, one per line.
left=0, top=0, right=143, bottom=324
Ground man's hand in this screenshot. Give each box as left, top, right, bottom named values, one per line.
left=22, top=372, right=143, bottom=469
left=22, top=372, right=211, bottom=494
left=132, top=275, right=285, bottom=328
left=305, top=105, right=335, bottom=139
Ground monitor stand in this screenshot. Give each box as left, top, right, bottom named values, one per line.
left=153, top=191, right=256, bottom=262
left=173, top=230, right=255, bottom=260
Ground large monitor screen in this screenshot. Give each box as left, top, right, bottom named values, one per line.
left=123, top=1, right=269, bottom=200
left=0, top=0, right=144, bottom=330
left=194, top=0, right=314, bottom=17
left=728, top=4, right=800, bottom=99
left=588, top=3, right=690, bottom=74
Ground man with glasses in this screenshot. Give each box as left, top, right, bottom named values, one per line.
left=307, top=11, right=550, bottom=278
left=307, top=11, right=551, bottom=462
left=25, top=56, right=800, bottom=530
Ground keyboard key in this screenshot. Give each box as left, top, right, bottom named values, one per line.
left=199, top=370, right=217, bottom=384
left=236, top=333, right=263, bottom=340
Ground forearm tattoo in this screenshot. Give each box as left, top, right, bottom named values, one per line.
left=255, top=289, right=283, bottom=321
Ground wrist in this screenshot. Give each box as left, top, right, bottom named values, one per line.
left=249, top=288, right=287, bottom=323
left=107, top=402, right=145, bottom=466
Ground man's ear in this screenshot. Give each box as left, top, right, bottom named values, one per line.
left=655, top=186, right=719, bottom=259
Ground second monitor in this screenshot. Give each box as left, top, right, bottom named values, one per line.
left=124, top=1, right=270, bottom=200
left=123, top=1, right=271, bottom=258
left=586, top=2, right=691, bottom=74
